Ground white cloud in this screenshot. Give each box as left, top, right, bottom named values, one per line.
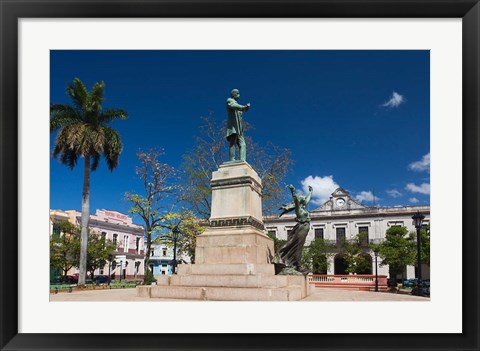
left=386, top=189, right=402, bottom=198
left=355, top=191, right=379, bottom=203
left=405, top=182, right=430, bottom=195
left=408, top=153, right=430, bottom=172
left=409, top=197, right=419, bottom=203
left=382, top=91, right=405, bottom=108
left=300, top=175, right=339, bottom=205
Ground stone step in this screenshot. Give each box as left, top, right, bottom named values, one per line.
left=169, top=274, right=290, bottom=288
left=138, top=285, right=304, bottom=301
left=176, top=263, right=275, bottom=276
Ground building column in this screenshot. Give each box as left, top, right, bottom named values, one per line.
left=327, top=255, right=335, bottom=275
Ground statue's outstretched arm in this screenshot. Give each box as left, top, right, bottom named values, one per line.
left=287, top=184, right=299, bottom=207
left=227, top=99, right=248, bottom=111
left=305, top=185, right=313, bottom=205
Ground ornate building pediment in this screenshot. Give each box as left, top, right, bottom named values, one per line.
left=316, top=188, right=368, bottom=211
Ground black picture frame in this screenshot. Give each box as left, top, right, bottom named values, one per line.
left=1, top=1, right=478, bottom=350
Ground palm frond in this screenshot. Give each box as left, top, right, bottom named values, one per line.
left=66, top=78, right=89, bottom=112
left=63, top=124, right=87, bottom=154
left=59, top=148, right=79, bottom=169
left=88, top=81, right=105, bottom=117
left=91, top=153, right=100, bottom=171
left=87, top=126, right=106, bottom=155
left=50, top=105, right=81, bottom=132
left=98, top=108, right=128, bottom=124
left=102, top=127, right=123, bottom=171
left=52, top=131, right=79, bottom=170
left=53, top=127, right=71, bottom=158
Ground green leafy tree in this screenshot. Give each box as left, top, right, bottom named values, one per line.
left=154, top=210, right=206, bottom=264
left=50, top=78, right=128, bottom=285
left=86, top=233, right=117, bottom=279
left=175, top=210, right=206, bottom=264
left=376, top=226, right=416, bottom=281
left=343, top=232, right=372, bottom=274
left=182, top=115, right=294, bottom=219
left=50, top=222, right=80, bottom=277
left=302, top=239, right=333, bottom=274
left=125, top=148, right=179, bottom=284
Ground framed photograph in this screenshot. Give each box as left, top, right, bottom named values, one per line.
left=1, top=0, right=478, bottom=350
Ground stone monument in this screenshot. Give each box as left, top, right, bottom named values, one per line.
left=137, top=90, right=311, bottom=301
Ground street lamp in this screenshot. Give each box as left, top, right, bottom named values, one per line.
left=108, top=255, right=114, bottom=286
left=373, top=248, right=379, bottom=292
left=412, top=211, right=425, bottom=283
left=172, top=225, right=181, bottom=274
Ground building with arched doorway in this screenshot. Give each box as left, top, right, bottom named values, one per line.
left=264, top=188, right=430, bottom=281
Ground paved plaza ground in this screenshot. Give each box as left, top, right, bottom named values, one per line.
left=50, top=287, right=429, bottom=302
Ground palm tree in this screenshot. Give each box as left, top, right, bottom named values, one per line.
left=50, top=78, right=127, bottom=285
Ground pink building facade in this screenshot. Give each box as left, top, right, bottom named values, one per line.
left=50, top=209, right=145, bottom=280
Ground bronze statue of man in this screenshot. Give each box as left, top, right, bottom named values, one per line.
left=226, top=89, right=250, bottom=162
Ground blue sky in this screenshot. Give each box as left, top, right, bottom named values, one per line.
left=50, top=50, right=430, bottom=216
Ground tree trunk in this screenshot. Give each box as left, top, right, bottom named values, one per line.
left=144, top=230, right=152, bottom=282
left=78, top=156, right=91, bottom=285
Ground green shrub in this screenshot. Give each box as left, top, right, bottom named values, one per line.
left=143, top=269, right=157, bottom=285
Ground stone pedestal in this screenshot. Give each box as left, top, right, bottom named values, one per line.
left=137, top=161, right=311, bottom=301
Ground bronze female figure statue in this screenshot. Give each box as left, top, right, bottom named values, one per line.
left=277, top=184, right=313, bottom=275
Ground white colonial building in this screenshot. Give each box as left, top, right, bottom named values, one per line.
left=264, top=188, right=430, bottom=280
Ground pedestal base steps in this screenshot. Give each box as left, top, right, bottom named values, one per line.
left=136, top=228, right=311, bottom=301
left=137, top=263, right=311, bottom=301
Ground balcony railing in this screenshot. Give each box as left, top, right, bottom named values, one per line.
left=308, top=274, right=388, bottom=290
left=317, top=238, right=385, bottom=247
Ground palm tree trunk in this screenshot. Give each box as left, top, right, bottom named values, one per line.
left=78, top=155, right=91, bottom=285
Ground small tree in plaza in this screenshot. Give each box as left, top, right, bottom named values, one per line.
left=50, top=221, right=117, bottom=280
left=376, top=226, right=416, bottom=281
left=174, top=210, right=206, bottom=264
left=154, top=210, right=206, bottom=264
left=50, top=221, right=80, bottom=277
left=50, top=78, right=128, bottom=285
left=125, top=148, right=179, bottom=284
left=302, top=239, right=333, bottom=274
left=86, top=233, right=116, bottom=279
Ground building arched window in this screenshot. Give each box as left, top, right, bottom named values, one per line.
left=124, top=235, right=129, bottom=252
left=136, top=237, right=141, bottom=254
